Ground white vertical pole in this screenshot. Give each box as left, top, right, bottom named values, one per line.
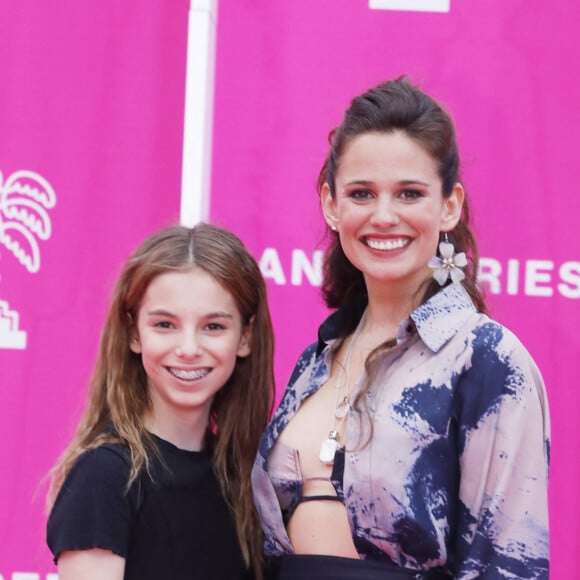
left=180, top=0, right=218, bottom=226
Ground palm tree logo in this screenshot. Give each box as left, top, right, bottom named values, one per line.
left=0, top=169, right=56, bottom=349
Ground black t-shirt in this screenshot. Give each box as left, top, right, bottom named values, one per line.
left=47, top=435, right=247, bottom=579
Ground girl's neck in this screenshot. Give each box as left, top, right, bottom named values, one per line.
left=144, top=407, right=210, bottom=452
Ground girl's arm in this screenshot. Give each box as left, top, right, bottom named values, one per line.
left=57, top=549, right=125, bottom=580
left=47, top=446, right=134, bottom=570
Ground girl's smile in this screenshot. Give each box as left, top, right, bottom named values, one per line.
left=130, top=268, right=251, bottom=432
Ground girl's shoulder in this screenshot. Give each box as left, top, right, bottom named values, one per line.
left=81, top=441, right=132, bottom=467
left=47, top=442, right=138, bottom=561
left=62, top=443, right=133, bottom=494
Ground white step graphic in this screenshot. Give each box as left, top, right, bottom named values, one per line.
left=0, top=299, right=27, bottom=349
left=0, top=168, right=56, bottom=350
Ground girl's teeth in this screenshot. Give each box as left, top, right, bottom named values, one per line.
left=170, top=368, right=208, bottom=380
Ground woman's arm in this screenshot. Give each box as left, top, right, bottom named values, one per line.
left=454, top=325, right=550, bottom=579
left=57, top=548, right=125, bottom=580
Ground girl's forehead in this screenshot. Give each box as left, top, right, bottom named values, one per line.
left=139, top=269, right=240, bottom=315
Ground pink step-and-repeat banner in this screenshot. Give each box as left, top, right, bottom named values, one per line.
left=1, top=0, right=578, bottom=578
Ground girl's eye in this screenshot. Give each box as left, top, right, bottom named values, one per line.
left=400, top=189, right=423, bottom=200
left=154, top=320, right=174, bottom=329
left=349, top=189, right=373, bottom=200
left=205, top=322, right=226, bottom=332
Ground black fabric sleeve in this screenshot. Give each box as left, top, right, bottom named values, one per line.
left=47, top=445, right=132, bottom=562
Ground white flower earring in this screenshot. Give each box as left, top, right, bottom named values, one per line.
left=429, top=233, right=467, bottom=285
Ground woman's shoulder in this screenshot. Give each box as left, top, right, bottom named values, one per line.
left=468, top=314, right=536, bottom=362
left=459, top=315, right=546, bottom=402
left=297, top=341, right=319, bottom=362
left=287, top=341, right=319, bottom=381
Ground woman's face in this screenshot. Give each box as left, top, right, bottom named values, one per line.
left=322, top=130, right=463, bottom=297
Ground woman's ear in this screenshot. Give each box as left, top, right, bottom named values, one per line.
left=321, top=183, right=339, bottom=231
left=441, top=182, right=465, bottom=231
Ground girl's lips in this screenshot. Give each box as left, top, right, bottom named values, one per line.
left=167, top=367, right=210, bottom=381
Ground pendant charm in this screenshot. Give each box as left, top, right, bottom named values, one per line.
left=335, top=396, right=350, bottom=419
left=319, top=430, right=339, bottom=465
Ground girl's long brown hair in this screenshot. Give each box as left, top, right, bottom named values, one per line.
left=47, top=223, right=274, bottom=576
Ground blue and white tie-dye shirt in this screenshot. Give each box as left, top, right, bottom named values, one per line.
left=252, top=284, right=550, bottom=578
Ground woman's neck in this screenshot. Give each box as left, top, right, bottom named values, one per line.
left=361, top=276, right=429, bottom=339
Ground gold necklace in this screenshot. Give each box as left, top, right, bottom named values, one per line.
left=319, top=309, right=367, bottom=465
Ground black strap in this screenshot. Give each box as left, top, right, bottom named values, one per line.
left=297, top=494, right=343, bottom=504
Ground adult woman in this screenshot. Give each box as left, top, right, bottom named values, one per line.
left=252, top=78, right=550, bottom=579
left=47, top=223, right=275, bottom=579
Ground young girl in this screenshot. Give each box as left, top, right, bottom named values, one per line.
left=47, top=223, right=274, bottom=580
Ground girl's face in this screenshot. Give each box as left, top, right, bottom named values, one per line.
left=322, top=131, right=463, bottom=297
left=130, top=268, right=251, bottom=428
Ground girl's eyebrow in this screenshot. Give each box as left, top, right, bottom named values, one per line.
left=147, top=309, right=176, bottom=317
left=206, top=311, right=234, bottom=319
left=146, top=309, right=234, bottom=319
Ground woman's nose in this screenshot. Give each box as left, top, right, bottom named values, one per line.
left=370, top=194, right=400, bottom=227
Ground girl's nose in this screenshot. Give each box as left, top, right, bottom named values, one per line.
left=175, top=331, right=200, bottom=358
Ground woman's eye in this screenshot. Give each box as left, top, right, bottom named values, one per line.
left=205, top=322, right=225, bottom=332
left=349, top=189, right=373, bottom=200
left=154, top=321, right=174, bottom=329
left=400, top=189, right=423, bottom=200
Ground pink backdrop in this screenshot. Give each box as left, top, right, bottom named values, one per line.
left=1, top=0, right=578, bottom=578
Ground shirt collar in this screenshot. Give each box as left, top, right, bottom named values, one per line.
left=409, top=283, right=477, bottom=352
left=317, top=283, right=476, bottom=355
left=316, top=299, right=366, bottom=355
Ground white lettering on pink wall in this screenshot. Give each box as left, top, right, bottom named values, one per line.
left=369, top=0, right=450, bottom=13
left=479, top=258, right=580, bottom=298
left=259, top=250, right=580, bottom=299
